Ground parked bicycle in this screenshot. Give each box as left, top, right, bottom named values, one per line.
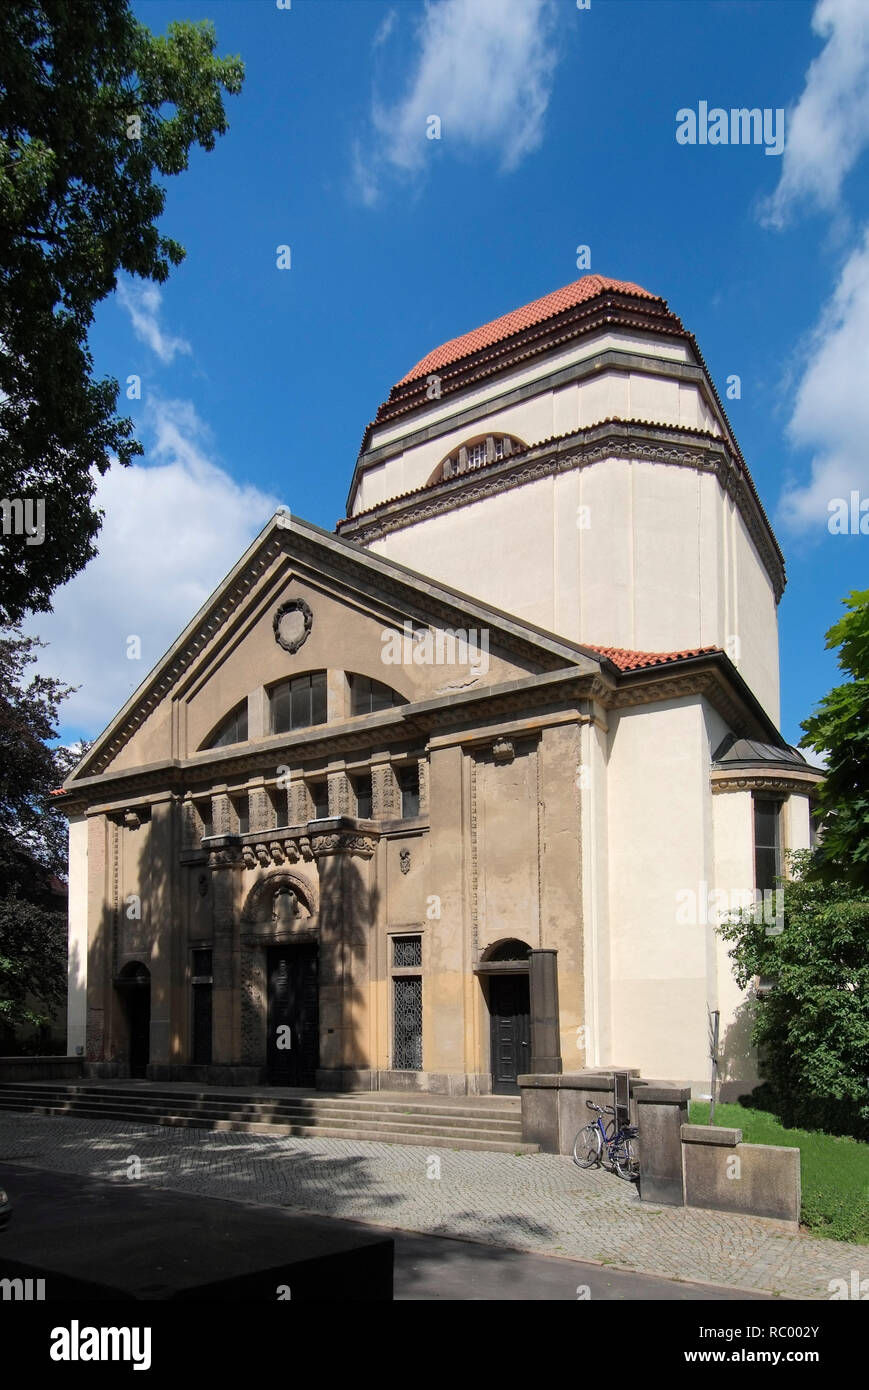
left=573, top=1100, right=640, bottom=1181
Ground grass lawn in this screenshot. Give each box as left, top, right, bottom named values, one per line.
left=689, top=1101, right=869, bottom=1245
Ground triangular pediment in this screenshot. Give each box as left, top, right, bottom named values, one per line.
left=67, top=513, right=598, bottom=786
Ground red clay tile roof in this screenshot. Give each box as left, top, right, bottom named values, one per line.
left=399, top=275, right=658, bottom=384
left=583, top=643, right=721, bottom=671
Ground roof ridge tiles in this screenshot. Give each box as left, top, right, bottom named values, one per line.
left=397, top=274, right=662, bottom=385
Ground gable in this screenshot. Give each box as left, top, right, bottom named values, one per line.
left=69, top=513, right=592, bottom=784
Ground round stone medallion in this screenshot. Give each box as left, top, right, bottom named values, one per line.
left=273, top=597, right=313, bottom=654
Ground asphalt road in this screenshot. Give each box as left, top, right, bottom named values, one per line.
left=0, top=1161, right=768, bottom=1301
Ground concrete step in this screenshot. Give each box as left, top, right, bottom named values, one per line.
left=0, top=1094, right=523, bottom=1134
left=0, top=1097, right=537, bottom=1153
left=0, top=1082, right=518, bottom=1111
left=0, top=1085, right=520, bottom=1126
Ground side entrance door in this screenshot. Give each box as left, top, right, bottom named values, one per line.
left=489, top=972, right=530, bottom=1094
left=267, top=944, right=319, bottom=1086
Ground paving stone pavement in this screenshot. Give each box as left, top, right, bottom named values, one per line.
left=0, top=1112, right=865, bottom=1299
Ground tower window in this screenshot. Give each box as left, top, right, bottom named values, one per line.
left=754, top=798, right=781, bottom=892
left=467, top=440, right=487, bottom=468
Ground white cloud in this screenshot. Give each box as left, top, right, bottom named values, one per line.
left=115, top=279, right=192, bottom=364
left=777, top=225, right=869, bottom=530
left=762, top=0, right=869, bottom=227
left=373, top=8, right=398, bottom=49
left=355, top=0, right=560, bottom=203
left=25, top=398, right=280, bottom=737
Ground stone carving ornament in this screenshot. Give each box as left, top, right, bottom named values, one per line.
left=273, top=597, right=313, bottom=654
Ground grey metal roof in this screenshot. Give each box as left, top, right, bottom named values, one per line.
left=712, top=734, right=810, bottom=770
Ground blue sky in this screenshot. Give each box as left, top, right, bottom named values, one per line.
left=34, top=0, right=869, bottom=748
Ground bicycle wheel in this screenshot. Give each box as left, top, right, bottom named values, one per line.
left=612, top=1135, right=640, bottom=1181
left=573, top=1123, right=602, bottom=1168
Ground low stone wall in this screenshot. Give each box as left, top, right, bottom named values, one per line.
left=518, top=1069, right=641, bottom=1154
left=0, top=1056, right=84, bottom=1083
left=519, top=1072, right=802, bottom=1225
left=681, top=1123, right=801, bottom=1224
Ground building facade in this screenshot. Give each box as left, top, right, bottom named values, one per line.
left=61, top=275, right=821, bottom=1095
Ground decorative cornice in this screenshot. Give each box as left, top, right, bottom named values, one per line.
left=339, top=419, right=785, bottom=603
left=58, top=661, right=787, bottom=812
left=711, top=768, right=823, bottom=795
left=311, top=831, right=377, bottom=858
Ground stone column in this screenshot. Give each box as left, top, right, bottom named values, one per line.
left=371, top=755, right=397, bottom=820
left=288, top=777, right=308, bottom=826
left=208, top=831, right=242, bottom=1075
left=426, top=744, right=469, bottom=1090
left=529, top=949, right=562, bottom=1074
left=146, top=798, right=174, bottom=1070
left=418, top=757, right=430, bottom=815
left=313, top=828, right=377, bottom=1090
left=181, top=796, right=198, bottom=851
left=249, top=779, right=271, bottom=835
left=85, top=813, right=110, bottom=1065
left=327, top=763, right=350, bottom=817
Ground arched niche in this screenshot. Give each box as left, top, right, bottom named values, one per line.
left=240, top=869, right=317, bottom=932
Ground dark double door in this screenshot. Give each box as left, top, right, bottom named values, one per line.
left=489, top=973, right=530, bottom=1094
left=267, top=944, right=319, bottom=1086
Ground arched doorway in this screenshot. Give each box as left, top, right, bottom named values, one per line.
left=115, top=962, right=151, bottom=1078
left=479, top=940, right=531, bottom=1095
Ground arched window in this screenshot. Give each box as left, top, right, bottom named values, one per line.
left=348, top=673, right=406, bottom=717
left=427, top=433, right=526, bottom=487
left=202, top=700, right=248, bottom=750
left=270, top=671, right=327, bottom=735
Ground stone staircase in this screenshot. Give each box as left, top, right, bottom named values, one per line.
left=0, top=1081, right=537, bottom=1153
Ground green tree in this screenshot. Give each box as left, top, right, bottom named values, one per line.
left=0, top=630, right=76, bottom=1035
left=718, top=855, right=869, bottom=1140
left=800, top=589, right=869, bottom=892
left=0, top=0, right=244, bottom=624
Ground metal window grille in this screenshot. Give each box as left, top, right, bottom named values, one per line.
left=393, top=935, right=421, bottom=968
left=393, top=976, right=422, bottom=1070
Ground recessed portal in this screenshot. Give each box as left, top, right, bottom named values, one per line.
left=116, top=962, right=151, bottom=1079
left=266, top=943, right=319, bottom=1086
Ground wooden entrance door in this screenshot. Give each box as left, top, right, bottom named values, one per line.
left=267, top=944, right=319, bottom=1086
left=489, top=972, right=530, bottom=1094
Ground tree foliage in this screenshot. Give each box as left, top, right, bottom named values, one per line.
left=0, top=629, right=79, bottom=1033
left=718, top=853, right=869, bottom=1140
left=800, top=589, right=869, bottom=892
left=0, top=0, right=244, bottom=623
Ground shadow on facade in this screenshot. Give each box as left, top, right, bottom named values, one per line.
left=85, top=812, right=381, bottom=1089
left=718, top=997, right=761, bottom=1102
